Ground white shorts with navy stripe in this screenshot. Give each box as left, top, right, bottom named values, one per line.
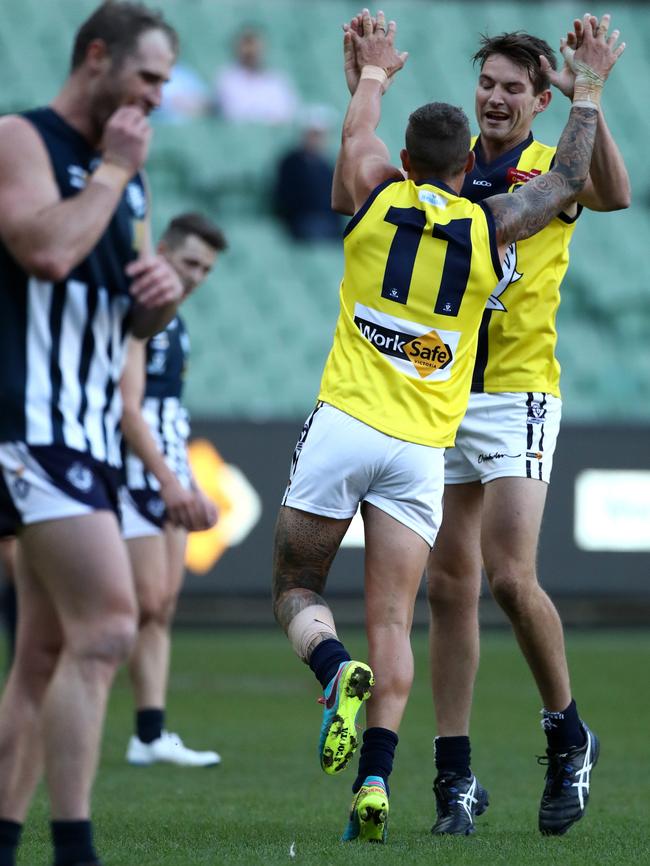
left=444, top=391, right=562, bottom=485
left=282, top=402, right=444, bottom=546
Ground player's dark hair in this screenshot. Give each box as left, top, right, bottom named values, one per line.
left=71, top=1, right=178, bottom=71
left=473, top=32, right=556, bottom=94
left=405, top=103, right=471, bottom=178
left=160, top=213, right=228, bottom=253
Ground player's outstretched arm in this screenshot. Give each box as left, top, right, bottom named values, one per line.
left=337, top=9, right=407, bottom=214
left=486, top=13, right=624, bottom=251
left=541, top=14, right=630, bottom=211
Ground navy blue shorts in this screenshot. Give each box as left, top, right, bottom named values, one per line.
left=0, top=442, right=121, bottom=535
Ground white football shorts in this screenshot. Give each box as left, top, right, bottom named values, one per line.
left=119, top=486, right=164, bottom=540
left=282, top=402, right=444, bottom=546
left=445, top=391, right=562, bottom=485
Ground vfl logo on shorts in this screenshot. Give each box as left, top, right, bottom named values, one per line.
left=146, top=497, right=166, bottom=518
left=353, top=304, right=460, bottom=381
left=12, top=473, right=30, bottom=499
left=527, top=400, right=547, bottom=424
left=66, top=462, right=94, bottom=493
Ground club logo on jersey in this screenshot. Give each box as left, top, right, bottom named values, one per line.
left=472, top=179, right=491, bottom=187
left=486, top=242, right=522, bottom=312
left=65, top=462, right=94, bottom=493
left=353, top=303, right=459, bottom=381
left=126, top=182, right=147, bottom=219
left=67, top=165, right=88, bottom=190
left=507, top=167, right=541, bottom=187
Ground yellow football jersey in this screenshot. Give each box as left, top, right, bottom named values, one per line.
left=463, top=134, right=579, bottom=396
left=318, top=177, right=503, bottom=448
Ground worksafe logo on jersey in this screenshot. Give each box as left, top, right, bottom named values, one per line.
left=353, top=303, right=460, bottom=381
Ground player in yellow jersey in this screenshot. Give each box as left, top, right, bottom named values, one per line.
left=423, top=19, right=630, bottom=838
left=272, top=8, right=622, bottom=843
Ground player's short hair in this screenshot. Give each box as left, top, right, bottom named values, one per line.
left=473, top=32, right=557, bottom=94
left=71, top=1, right=178, bottom=71
left=160, top=213, right=228, bottom=253
left=405, top=103, right=471, bottom=178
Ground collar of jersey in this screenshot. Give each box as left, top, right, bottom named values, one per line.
left=474, top=131, right=534, bottom=172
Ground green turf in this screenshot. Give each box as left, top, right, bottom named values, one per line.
left=8, top=627, right=650, bottom=865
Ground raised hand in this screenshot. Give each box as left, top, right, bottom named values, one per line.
left=541, top=14, right=625, bottom=99
left=343, top=8, right=408, bottom=94
left=351, top=9, right=408, bottom=80
left=567, top=14, right=625, bottom=93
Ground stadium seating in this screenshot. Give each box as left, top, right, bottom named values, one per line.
left=0, top=0, right=647, bottom=420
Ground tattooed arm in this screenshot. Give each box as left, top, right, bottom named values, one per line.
left=486, top=105, right=599, bottom=251
left=485, top=12, right=625, bottom=254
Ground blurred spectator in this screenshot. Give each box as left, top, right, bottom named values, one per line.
left=273, top=106, right=343, bottom=243
left=157, top=62, right=211, bottom=123
left=213, top=26, right=299, bottom=124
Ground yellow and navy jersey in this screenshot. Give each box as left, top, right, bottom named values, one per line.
left=318, top=177, right=503, bottom=448
left=463, top=133, right=580, bottom=396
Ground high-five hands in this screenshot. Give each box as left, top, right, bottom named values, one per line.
left=342, top=8, right=408, bottom=95
left=540, top=13, right=625, bottom=100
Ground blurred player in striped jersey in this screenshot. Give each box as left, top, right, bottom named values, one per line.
left=120, top=213, right=226, bottom=768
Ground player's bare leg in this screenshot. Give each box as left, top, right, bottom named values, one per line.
left=481, top=477, right=570, bottom=710
left=426, top=483, right=489, bottom=835
left=0, top=546, right=62, bottom=822
left=363, top=503, right=430, bottom=733
left=20, top=512, right=137, bottom=818
left=273, top=505, right=372, bottom=775
left=426, top=483, right=484, bottom=738
left=126, top=525, right=219, bottom=767
left=128, top=533, right=171, bottom=710
left=341, top=502, right=430, bottom=842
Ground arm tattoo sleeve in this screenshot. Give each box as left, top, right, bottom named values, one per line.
left=486, top=107, right=599, bottom=245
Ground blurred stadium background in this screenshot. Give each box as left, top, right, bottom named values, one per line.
left=0, top=0, right=648, bottom=626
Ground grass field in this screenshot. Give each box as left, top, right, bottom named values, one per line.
left=6, top=626, right=650, bottom=866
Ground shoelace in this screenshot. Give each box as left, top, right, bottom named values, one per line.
left=537, top=753, right=574, bottom=791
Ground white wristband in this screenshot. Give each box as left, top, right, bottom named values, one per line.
left=360, top=65, right=388, bottom=85
left=572, top=99, right=600, bottom=111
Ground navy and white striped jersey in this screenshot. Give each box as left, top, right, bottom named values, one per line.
left=124, top=315, right=192, bottom=491
left=0, top=107, right=147, bottom=467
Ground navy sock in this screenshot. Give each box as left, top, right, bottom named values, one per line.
left=51, top=820, right=97, bottom=866
left=308, top=639, right=351, bottom=689
left=352, top=727, right=399, bottom=796
left=136, top=708, right=165, bottom=744
left=0, top=819, right=22, bottom=866
left=542, top=699, right=585, bottom=753
left=434, top=735, right=471, bottom=777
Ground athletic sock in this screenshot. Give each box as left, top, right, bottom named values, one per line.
left=352, top=727, right=399, bottom=796
left=541, top=699, right=585, bottom=753
left=308, top=638, right=351, bottom=689
left=51, top=820, right=97, bottom=866
left=434, top=735, right=471, bottom=778
left=136, top=708, right=165, bottom=744
left=0, top=819, right=22, bottom=866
